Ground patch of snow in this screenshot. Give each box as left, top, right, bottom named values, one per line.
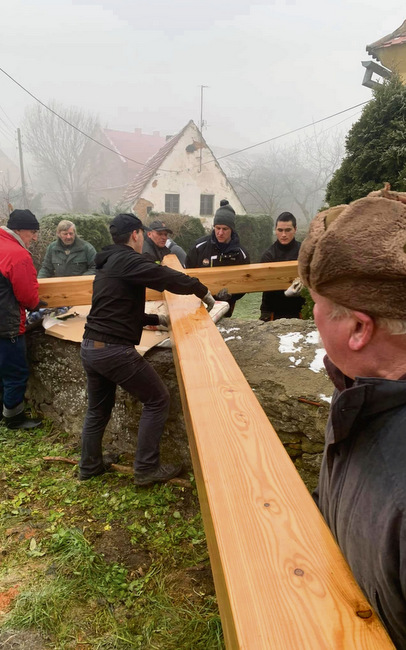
left=278, top=332, right=303, bottom=354
left=224, top=336, right=236, bottom=342
left=309, top=348, right=326, bottom=373
left=305, top=331, right=320, bottom=345
left=295, top=358, right=303, bottom=366
left=319, top=393, right=332, bottom=404
left=218, top=327, right=241, bottom=333
left=289, top=356, right=295, bottom=362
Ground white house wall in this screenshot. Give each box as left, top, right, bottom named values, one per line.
left=138, top=124, right=246, bottom=220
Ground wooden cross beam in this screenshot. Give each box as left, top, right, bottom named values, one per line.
left=162, top=255, right=393, bottom=649
left=37, top=260, right=299, bottom=308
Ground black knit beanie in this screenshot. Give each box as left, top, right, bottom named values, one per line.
left=213, top=201, right=236, bottom=230
left=7, top=209, right=39, bottom=231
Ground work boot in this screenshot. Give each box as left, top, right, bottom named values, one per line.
left=134, top=463, right=183, bottom=487
left=79, top=453, right=120, bottom=481
left=4, top=412, right=42, bottom=430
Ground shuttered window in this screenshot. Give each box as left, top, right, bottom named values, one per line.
left=165, top=194, right=180, bottom=213
left=200, top=194, right=214, bottom=215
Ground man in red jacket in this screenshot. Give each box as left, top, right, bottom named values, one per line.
left=0, top=209, right=42, bottom=429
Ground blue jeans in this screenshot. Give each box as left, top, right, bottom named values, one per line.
left=0, top=335, right=29, bottom=413
left=79, top=340, right=170, bottom=477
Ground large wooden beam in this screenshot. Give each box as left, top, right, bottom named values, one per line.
left=163, top=255, right=393, bottom=649
left=38, top=260, right=298, bottom=307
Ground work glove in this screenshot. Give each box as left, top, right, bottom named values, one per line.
left=202, top=291, right=216, bottom=312
left=216, top=288, right=232, bottom=301
left=157, top=314, right=169, bottom=329
left=284, top=278, right=303, bottom=298
left=33, top=299, right=48, bottom=311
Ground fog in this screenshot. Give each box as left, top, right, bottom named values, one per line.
left=1, top=0, right=404, bottom=163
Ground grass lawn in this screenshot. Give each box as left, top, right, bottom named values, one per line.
left=0, top=424, right=223, bottom=649
left=232, top=292, right=262, bottom=320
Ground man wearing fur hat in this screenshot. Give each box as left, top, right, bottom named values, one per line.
left=185, top=200, right=250, bottom=316
left=0, top=209, right=42, bottom=430
left=298, top=188, right=406, bottom=648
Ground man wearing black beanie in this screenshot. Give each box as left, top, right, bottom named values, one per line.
left=0, top=209, right=42, bottom=429
left=185, top=200, right=250, bottom=316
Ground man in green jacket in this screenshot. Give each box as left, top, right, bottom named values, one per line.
left=38, top=220, right=96, bottom=278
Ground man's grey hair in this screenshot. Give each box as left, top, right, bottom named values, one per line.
left=329, top=302, right=406, bottom=335
left=56, top=220, right=76, bottom=235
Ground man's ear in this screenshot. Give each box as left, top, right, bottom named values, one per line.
left=348, top=312, right=374, bottom=351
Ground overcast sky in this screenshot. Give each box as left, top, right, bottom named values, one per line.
left=1, top=0, right=405, bottom=165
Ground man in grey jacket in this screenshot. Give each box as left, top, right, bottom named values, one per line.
left=38, top=220, right=96, bottom=277
left=298, top=188, right=406, bottom=649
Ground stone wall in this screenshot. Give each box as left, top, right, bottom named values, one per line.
left=26, top=319, right=333, bottom=491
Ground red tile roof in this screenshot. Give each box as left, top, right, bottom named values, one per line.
left=121, top=121, right=193, bottom=207
left=367, top=20, right=406, bottom=60
left=103, top=128, right=166, bottom=172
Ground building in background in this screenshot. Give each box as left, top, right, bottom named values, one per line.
left=362, top=19, right=406, bottom=87
left=119, top=120, right=246, bottom=226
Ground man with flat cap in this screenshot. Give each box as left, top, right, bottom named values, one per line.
left=79, top=213, right=215, bottom=486
left=142, top=219, right=186, bottom=266
left=185, top=200, right=250, bottom=316
left=0, top=209, right=42, bottom=430
left=298, top=186, right=406, bottom=648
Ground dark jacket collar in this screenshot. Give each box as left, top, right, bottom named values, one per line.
left=325, top=357, right=406, bottom=444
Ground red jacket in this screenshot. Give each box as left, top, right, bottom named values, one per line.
left=0, top=228, right=39, bottom=337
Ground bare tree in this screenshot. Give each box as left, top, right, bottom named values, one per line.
left=227, top=148, right=285, bottom=217
left=278, top=128, right=344, bottom=222
left=23, top=102, right=101, bottom=212
left=226, top=129, right=344, bottom=225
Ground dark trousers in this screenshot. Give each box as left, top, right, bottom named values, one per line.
left=260, top=291, right=305, bottom=321
left=0, top=335, right=29, bottom=412
left=79, top=340, right=170, bottom=477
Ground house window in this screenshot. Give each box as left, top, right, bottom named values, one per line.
left=200, top=194, right=214, bottom=215
left=146, top=206, right=152, bottom=214
left=165, top=194, right=180, bottom=213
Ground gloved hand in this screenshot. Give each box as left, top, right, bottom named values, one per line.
left=202, top=291, right=215, bottom=312
left=33, top=299, right=48, bottom=311
left=158, top=314, right=169, bottom=329
left=216, top=288, right=232, bottom=301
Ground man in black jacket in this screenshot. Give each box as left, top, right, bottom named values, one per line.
left=259, top=212, right=303, bottom=321
left=185, top=200, right=250, bottom=317
left=79, top=213, right=214, bottom=486
left=298, top=190, right=406, bottom=648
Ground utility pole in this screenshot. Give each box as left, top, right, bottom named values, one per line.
left=199, top=85, right=208, bottom=172
left=17, top=128, right=28, bottom=208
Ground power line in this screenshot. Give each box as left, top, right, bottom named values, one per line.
left=203, top=101, right=369, bottom=165
left=0, top=115, right=14, bottom=137
left=0, top=64, right=369, bottom=178
left=0, top=103, right=17, bottom=130
left=0, top=66, right=175, bottom=172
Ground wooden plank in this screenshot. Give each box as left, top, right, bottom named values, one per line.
left=183, top=260, right=298, bottom=294
left=38, top=275, right=163, bottom=307
left=162, top=255, right=393, bottom=649
left=38, top=260, right=298, bottom=307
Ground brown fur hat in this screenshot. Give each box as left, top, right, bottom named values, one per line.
left=298, top=192, right=406, bottom=319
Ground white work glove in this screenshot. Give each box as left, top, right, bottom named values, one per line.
left=202, top=291, right=215, bottom=312
left=157, top=314, right=169, bottom=329
left=216, top=287, right=232, bottom=301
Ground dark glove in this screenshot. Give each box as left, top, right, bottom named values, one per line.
left=157, top=314, right=169, bottom=329
left=33, top=300, right=48, bottom=310
left=216, top=288, right=232, bottom=301
left=202, top=291, right=215, bottom=312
